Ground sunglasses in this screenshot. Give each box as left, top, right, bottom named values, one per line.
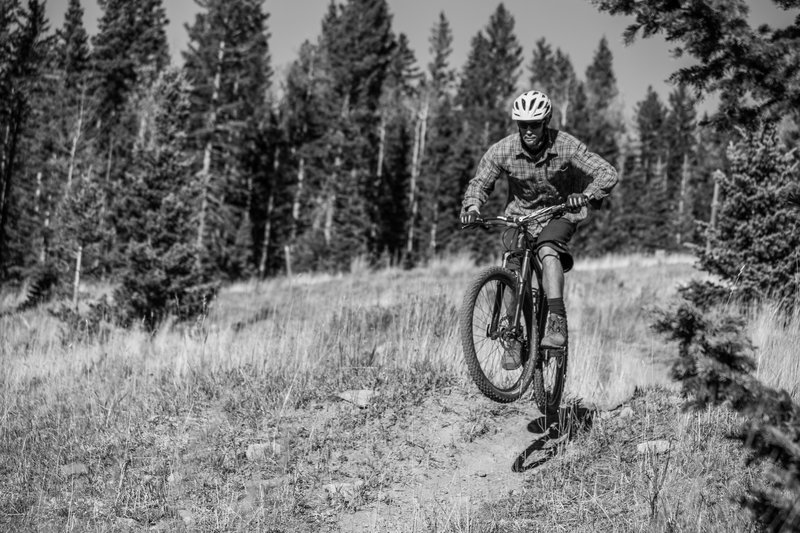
left=517, top=120, right=545, bottom=131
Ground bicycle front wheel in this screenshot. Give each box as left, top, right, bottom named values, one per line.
left=460, top=266, right=536, bottom=403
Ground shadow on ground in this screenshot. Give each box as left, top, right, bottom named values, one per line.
left=511, top=400, right=595, bottom=472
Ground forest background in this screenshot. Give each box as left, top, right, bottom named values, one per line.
left=1, top=0, right=799, bottom=325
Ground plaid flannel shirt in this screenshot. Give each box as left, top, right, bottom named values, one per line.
left=462, top=129, right=618, bottom=234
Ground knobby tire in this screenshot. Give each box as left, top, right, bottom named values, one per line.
left=460, top=266, right=536, bottom=403
left=532, top=299, right=568, bottom=415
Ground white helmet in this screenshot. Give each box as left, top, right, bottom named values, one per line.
left=511, top=91, right=552, bottom=121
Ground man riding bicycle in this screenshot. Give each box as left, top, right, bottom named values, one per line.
left=460, top=90, right=618, bottom=368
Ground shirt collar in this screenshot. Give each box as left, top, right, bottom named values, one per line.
left=515, top=128, right=556, bottom=163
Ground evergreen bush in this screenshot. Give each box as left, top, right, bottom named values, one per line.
left=654, top=300, right=800, bottom=532
left=696, top=124, right=800, bottom=309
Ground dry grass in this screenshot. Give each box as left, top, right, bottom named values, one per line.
left=748, top=303, right=800, bottom=397
left=0, top=251, right=795, bottom=531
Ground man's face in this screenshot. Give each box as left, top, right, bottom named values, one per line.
left=517, top=120, right=546, bottom=150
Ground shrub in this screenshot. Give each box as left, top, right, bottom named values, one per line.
left=654, top=301, right=800, bottom=532
left=114, top=242, right=217, bottom=331
left=696, top=123, right=800, bottom=310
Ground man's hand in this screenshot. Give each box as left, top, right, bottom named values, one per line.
left=566, top=193, right=589, bottom=210
left=460, top=207, right=480, bottom=226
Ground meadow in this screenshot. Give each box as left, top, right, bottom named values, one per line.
left=1, top=252, right=798, bottom=531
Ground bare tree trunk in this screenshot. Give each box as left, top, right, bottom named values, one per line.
left=195, top=39, right=226, bottom=269
left=371, top=115, right=386, bottom=245
left=34, top=172, right=41, bottom=215
left=676, top=153, right=689, bottom=247
left=72, top=244, right=82, bottom=310
left=0, top=125, right=9, bottom=257
left=67, top=90, right=86, bottom=190
left=429, top=183, right=440, bottom=258
left=284, top=244, right=293, bottom=278
left=325, top=155, right=342, bottom=247
left=0, top=119, right=22, bottom=269
left=406, top=96, right=429, bottom=256
left=258, top=147, right=280, bottom=278
left=34, top=172, right=44, bottom=262
left=104, top=138, right=114, bottom=183
left=41, top=194, right=50, bottom=264
left=285, top=151, right=305, bottom=276
left=324, top=194, right=335, bottom=247
left=376, top=115, right=385, bottom=179
left=258, top=191, right=274, bottom=278
left=290, top=154, right=304, bottom=241
left=707, top=170, right=723, bottom=253
left=196, top=142, right=213, bottom=264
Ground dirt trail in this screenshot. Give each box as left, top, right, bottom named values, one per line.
left=336, top=389, right=572, bottom=532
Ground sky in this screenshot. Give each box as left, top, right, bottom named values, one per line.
left=44, top=0, right=797, bottom=123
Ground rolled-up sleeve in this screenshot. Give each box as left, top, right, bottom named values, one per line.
left=570, top=142, right=618, bottom=201
left=462, top=147, right=503, bottom=213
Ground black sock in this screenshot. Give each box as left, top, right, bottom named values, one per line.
left=547, top=297, right=566, bottom=316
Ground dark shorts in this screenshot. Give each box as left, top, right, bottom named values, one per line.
left=535, top=218, right=576, bottom=273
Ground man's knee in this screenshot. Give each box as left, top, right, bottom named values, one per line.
left=538, top=245, right=560, bottom=265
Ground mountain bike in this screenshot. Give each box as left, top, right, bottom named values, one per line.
left=459, top=204, right=569, bottom=413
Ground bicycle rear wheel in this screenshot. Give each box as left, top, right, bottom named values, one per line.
left=532, top=299, right=568, bottom=415
left=460, top=266, right=536, bottom=403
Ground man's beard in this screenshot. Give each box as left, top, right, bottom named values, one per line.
left=520, top=131, right=546, bottom=155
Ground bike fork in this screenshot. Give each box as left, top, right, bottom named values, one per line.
left=512, top=249, right=533, bottom=329
left=488, top=250, right=536, bottom=340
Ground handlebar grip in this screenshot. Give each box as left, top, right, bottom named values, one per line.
left=460, top=219, right=485, bottom=230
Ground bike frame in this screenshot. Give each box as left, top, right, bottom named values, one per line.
left=469, top=204, right=567, bottom=348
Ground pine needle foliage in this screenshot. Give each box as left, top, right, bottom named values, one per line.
left=695, top=123, right=800, bottom=309
left=654, top=297, right=800, bottom=532
left=112, top=69, right=218, bottom=331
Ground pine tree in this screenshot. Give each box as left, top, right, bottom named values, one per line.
left=310, top=0, right=396, bottom=267
left=528, top=39, right=577, bottom=128
left=183, top=0, right=272, bottom=276
left=89, top=0, right=169, bottom=145
left=664, top=84, right=697, bottom=247
left=697, top=124, right=800, bottom=306
left=280, top=40, right=329, bottom=273
left=0, top=0, right=51, bottom=278
left=112, top=68, right=216, bottom=330
left=54, top=0, right=92, bottom=188
left=691, top=115, right=729, bottom=244
left=321, top=0, right=394, bottom=115
left=570, top=37, right=624, bottom=256
left=379, top=32, right=419, bottom=264
left=624, top=86, right=671, bottom=251
left=21, top=0, right=99, bottom=289
left=454, top=4, right=523, bottom=261
left=460, top=4, right=522, bottom=144
left=582, top=36, right=622, bottom=162
left=416, top=12, right=458, bottom=260
left=427, top=12, right=454, bottom=97
left=57, top=0, right=90, bottom=92
left=595, top=0, right=800, bottom=127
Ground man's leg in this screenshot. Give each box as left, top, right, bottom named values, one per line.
left=539, top=244, right=567, bottom=349
left=539, top=245, right=564, bottom=300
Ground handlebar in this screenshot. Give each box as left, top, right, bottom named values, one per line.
left=461, top=203, right=568, bottom=230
